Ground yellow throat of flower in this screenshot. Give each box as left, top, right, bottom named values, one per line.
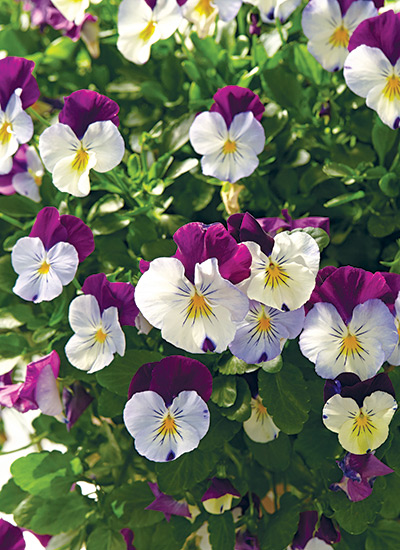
left=140, top=20, right=157, bottom=42
left=38, top=260, right=51, bottom=275
left=383, top=74, right=400, bottom=101
left=158, top=412, right=178, bottom=438
left=72, top=148, right=90, bottom=172
left=329, top=25, right=349, bottom=48
left=223, top=139, right=237, bottom=155
left=0, top=121, right=12, bottom=145
left=264, top=260, right=290, bottom=289
left=95, top=328, right=107, bottom=344
left=195, top=0, right=214, bottom=18
left=187, top=291, right=213, bottom=320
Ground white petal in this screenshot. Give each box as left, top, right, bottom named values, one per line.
left=189, top=112, right=228, bottom=156
left=344, top=45, right=391, bottom=99
left=229, top=112, right=265, bottom=155
left=52, top=154, right=95, bottom=197
left=117, top=35, right=154, bottom=65
left=366, top=81, right=400, bottom=129
left=25, top=145, right=44, bottom=175
left=68, top=294, right=102, bottom=335
left=0, top=155, right=13, bottom=175
left=304, top=538, right=333, bottom=550
left=243, top=397, right=280, bottom=443
left=12, top=172, right=41, bottom=202
left=153, top=0, right=183, bottom=38
left=11, top=236, right=46, bottom=275
left=118, top=0, right=153, bottom=37
left=322, top=394, right=360, bottom=433
left=65, top=334, right=111, bottom=372
left=50, top=0, right=89, bottom=22
left=307, top=39, right=348, bottom=72
left=81, top=121, right=125, bottom=172
left=11, top=110, right=34, bottom=144
left=214, top=0, right=242, bottom=21
left=47, top=242, right=79, bottom=285
left=0, top=135, right=19, bottom=165
left=274, top=0, right=301, bottom=22
left=35, top=363, right=63, bottom=416
left=101, top=306, right=126, bottom=357
left=301, top=0, right=342, bottom=42
left=13, top=267, right=63, bottom=303
left=343, top=0, right=378, bottom=34
left=39, top=123, right=81, bottom=172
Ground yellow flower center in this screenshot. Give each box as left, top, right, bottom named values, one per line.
left=264, top=261, right=290, bottom=289
left=195, top=0, right=214, bottom=17
left=29, top=169, right=43, bottom=187
left=339, top=331, right=365, bottom=361
left=383, top=74, right=400, bottom=101
left=0, top=121, right=12, bottom=145
left=139, top=20, right=157, bottom=42
left=257, top=308, right=271, bottom=333
left=158, top=412, right=178, bottom=438
left=38, top=260, right=51, bottom=275
left=187, top=291, right=213, bottom=321
left=352, top=410, right=376, bottom=437
left=95, top=328, right=107, bottom=343
left=329, top=25, right=349, bottom=48
left=72, top=148, right=89, bottom=172
left=253, top=396, right=269, bottom=422
left=223, top=139, right=237, bottom=154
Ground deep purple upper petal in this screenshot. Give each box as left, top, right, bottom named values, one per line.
left=81, top=274, right=139, bottom=327
left=58, top=214, right=95, bottom=262
left=210, top=86, right=265, bottom=128
left=0, top=520, right=26, bottom=550
left=227, top=213, right=274, bottom=256
left=120, top=528, right=136, bottom=550
left=347, top=478, right=374, bottom=501
left=348, top=11, right=400, bottom=65
left=0, top=57, right=40, bottom=111
left=201, top=478, right=241, bottom=501
left=291, top=511, right=318, bottom=550
left=62, top=382, right=93, bottom=431
left=324, top=373, right=396, bottom=407
left=128, top=355, right=212, bottom=405
left=145, top=482, right=191, bottom=522
left=258, top=209, right=330, bottom=237
left=315, top=515, right=341, bottom=545
left=59, top=90, right=120, bottom=139
left=348, top=452, right=394, bottom=479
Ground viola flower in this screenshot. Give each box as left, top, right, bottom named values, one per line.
left=39, top=90, right=124, bottom=197
left=243, top=395, right=280, bottom=443
left=322, top=373, right=397, bottom=454
left=123, top=356, right=212, bottom=462
left=302, top=0, right=379, bottom=72
left=189, top=86, right=265, bottom=183
left=229, top=300, right=304, bottom=364
left=245, top=209, right=330, bottom=237
left=344, top=10, right=400, bottom=128
left=246, top=0, right=301, bottom=24
left=62, top=382, right=93, bottom=430
left=201, top=478, right=241, bottom=514
left=0, top=351, right=63, bottom=416
left=11, top=207, right=94, bottom=303
left=182, top=0, right=243, bottom=38
left=331, top=452, right=394, bottom=502
left=145, top=482, right=192, bottom=521
left=65, top=274, right=138, bottom=373
left=300, top=267, right=398, bottom=380
left=291, top=511, right=340, bottom=550
left=380, top=275, right=400, bottom=365
left=49, top=0, right=92, bottom=24
left=0, top=57, right=40, bottom=175
left=0, top=144, right=43, bottom=202
left=117, top=0, right=182, bottom=65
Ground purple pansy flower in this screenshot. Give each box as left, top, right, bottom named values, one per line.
left=0, top=57, right=40, bottom=175
left=331, top=452, right=394, bottom=502
left=124, top=356, right=212, bottom=462
left=190, top=86, right=265, bottom=183
left=121, top=529, right=136, bottom=550
left=11, top=206, right=94, bottom=303
left=291, top=511, right=340, bottom=549
left=0, top=144, right=43, bottom=202
left=62, top=382, right=93, bottom=430
left=0, top=519, right=26, bottom=550
left=201, top=478, right=241, bottom=515
left=39, top=90, right=124, bottom=196
left=300, top=267, right=398, bottom=380
left=344, top=10, right=400, bottom=128
left=256, top=209, right=330, bottom=237
left=145, top=482, right=191, bottom=521
left=322, top=373, right=398, bottom=454
left=0, top=351, right=62, bottom=416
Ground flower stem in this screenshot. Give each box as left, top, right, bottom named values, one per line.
left=27, top=107, right=52, bottom=127
left=0, top=212, right=25, bottom=229
left=0, top=432, right=49, bottom=455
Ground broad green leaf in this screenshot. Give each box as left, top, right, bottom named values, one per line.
left=0, top=478, right=28, bottom=514
left=372, top=117, right=397, bottom=165
left=259, top=494, right=300, bottom=550
left=211, top=376, right=237, bottom=408
left=86, top=527, right=126, bottom=550
left=294, top=413, right=341, bottom=469
left=219, top=377, right=251, bottom=422
left=379, top=473, right=400, bottom=519
left=245, top=433, right=291, bottom=472
left=199, top=404, right=241, bottom=451
left=133, top=521, right=182, bottom=550
left=218, top=356, right=252, bottom=375
left=368, top=214, right=396, bottom=238
left=379, top=173, right=399, bottom=198
left=98, top=388, right=126, bottom=417
left=208, top=512, right=235, bottom=550
left=109, top=482, right=164, bottom=528
left=292, top=44, right=328, bottom=86
left=366, top=520, right=400, bottom=550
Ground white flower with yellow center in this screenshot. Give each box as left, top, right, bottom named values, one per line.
left=50, top=0, right=92, bottom=24
left=38, top=120, right=125, bottom=197
left=117, top=0, right=182, bottom=65
left=0, top=89, right=34, bottom=175
left=65, top=294, right=126, bottom=373
left=134, top=257, right=249, bottom=354
left=246, top=0, right=301, bottom=24
left=183, top=0, right=242, bottom=36
left=189, top=111, right=265, bottom=183
left=323, top=391, right=397, bottom=454
left=302, top=0, right=378, bottom=72
left=11, top=236, right=78, bottom=303
left=240, top=231, right=320, bottom=312
left=243, top=395, right=280, bottom=443
left=300, top=299, right=398, bottom=380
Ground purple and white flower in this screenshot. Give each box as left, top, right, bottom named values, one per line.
left=182, top=0, right=242, bottom=37
left=302, top=0, right=380, bottom=72
left=247, top=0, right=301, bottom=24
left=243, top=395, right=280, bottom=443
left=0, top=144, right=43, bottom=202
left=0, top=57, right=40, bottom=175
left=123, top=356, right=212, bottom=462
left=322, top=373, right=398, bottom=454
left=189, top=86, right=265, bottom=183
left=11, top=206, right=94, bottom=303
left=201, top=478, right=241, bottom=514
left=290, top=511, right=340, bottom=550
left=344, top=10, right=400, bottom=128
left=49, top=0, right=92, bottom=24
left=39, top=90, right=125, bottom=196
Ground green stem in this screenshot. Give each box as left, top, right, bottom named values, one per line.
left=27, top=107, right=52, bottom=128
left=275, top=19, right=286, bottom=44
left=0, top=432, right=49, bottom=455
left=72, top=278, right=81, bottom=290
left=0, top=212, right=25, bottom=229
left=224, top=442, right=243, bottom=476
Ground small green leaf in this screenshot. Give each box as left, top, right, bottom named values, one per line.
left=219, top=377, right=251, bottom=422
left=379, top=173, right=399, bottom=198
left=87, top=528, right=126, bottom=550
left=324, top=191, right=365, bottom=208
left=322, top=162, right=356, bottom=178
left=208, top=512, right=235, bottom=550
left=372, top=117, right=397, bottom=165
left=211, top=376, right=237, bottom=408
left=0, top=478, right=28, bottom=514
left=109, top=482, right=164, bottom=528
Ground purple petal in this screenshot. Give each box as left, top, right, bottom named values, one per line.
left=0, top=144, right=28, bottom=196
left=336, top=0, right=381, bottom=16
left=145, top=482, right=191, bottom=522
left=201, top=478, right=241, bottom=501
left=235, top=531, right=260, bottom=550
left=120, top=528, right=136, bottom=550
left=348, top=11, right=400, bottom=66
left=0, top=381, right=24, bottom=409
left=291, top=511, right=318, bottom=550
left=210, top=86, right=265, bottom=128
left=0, top=57, right=40, bottom=111
left=315, top=515, right=341, bottom=545
left=0, top=520, right=25, bottom=550
left=145, top=0, right=156, bottom=7
left=62, top=382, right=93, bottom=431
left=349, top=453, right=394, bottom=479
left=346, top=478, right=374, bottom=502
left=81, top=274, right=139, bottom=327
left=17, top=351, right=60, bottom=412
left=59, top=90, right=120, bottom=139
left=127, top=362, right=155, bottom=399
left=58, top=214, right=95, bottom=262
left=379, top=272, right=400, bottom=313
left=227, top=213, right=274, bottom=256
left=323, top=373, right=396, bottom=407
left=29, top=0, right=96, bottom=41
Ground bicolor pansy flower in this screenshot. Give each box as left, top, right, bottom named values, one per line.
left=322, top=373, right=398, bottom=455
left=302, top=0, right=380, bottom=72
left=0, top=57, right=40, bottom=175
left=229, top=300, right=304, bottom=364
left=11, top=207, right=94, bottom=303
left=344, top=10, right=400, bottom=128
left=123, top=356, right=212, bottom=462
left=117, top=0, right=182, bottom=65
left=291, top=511, right=340, bottom=550
left=201, top=478, right=241, bottom=515
left=300, top=267, right=398, bottom=380
left=49, top=0, right=93, bottom=24
left=247, top=0, right=301, bottom=24
left=0, top=351, right=63, bottom=416
left=330, top=452, right=394, bottom=502
left=0, top=144, right=43, bottom=202
left=145, top=482, right=192, bottom=521
left=182, top=0, right=243, bottom=37
left=243, top=395, right=280, bottom=443
left=189, top=86, right=265, bottom=183
left=39, top=90, right=124, bottom=197
left=65, top=273, right=138, bottom=373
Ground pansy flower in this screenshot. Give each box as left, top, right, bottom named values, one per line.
left=246, top=0, right=301, bottom=24
left=302, top=0, right=380, bottom=72
left=0, top=57, right=40, bottom=175
left=189, top=86, right=265, bottom=183
left=322, top=373, right=398, bottom=454
left=0, top=144, right=43, bottom=202
left=117, top=0, right=182, bottom=65
left=235, top=530, right=260, bottom=550
left=291, top=511, right=340, bottom=550
left=123, top=356, right=212, bottom=462
left=39, top=90, right=125, bottom=197
left=299, top=267, right=398, bottom=380
left=145, top=482, right=192, bottom=521
left=65, top=273, right=138, bottom=373
left=201, top=478, right=241, bottom=514
left=344, top=10, right=400, bottom=128
left=182, top=0, right=243, bottom=37
left=0, top=351, right=63, bottom=416
left=62, top=382, right=93, bottom=430
left=11, top=207, right=94, bottom=303
left=243, top=394, right=280, bottom=443
left=48, top=0, right=93, bottom=24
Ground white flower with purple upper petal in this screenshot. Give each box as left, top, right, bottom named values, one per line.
left=246, top=0, right=301, bottom=24
left=291, top=511, right=340, bottom=549
left=0, top=144, right=44, bottom=202
left=190, top=86, right=265, bottom=184
left=117, top=0, right=182, bottom=65
left=11, top=207, right=94, bottom=303
left=201, top=478, right=241, bottom=515
left=39, top=90, right=125, bottom=197
left=302, top=0, right=379, bottom=72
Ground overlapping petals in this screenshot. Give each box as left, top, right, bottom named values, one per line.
left=50, top=0, right=90, bottom=24
left=243, top=395, right=280, bottom=443
left=291, top=511, right=340, bottom=550
left=247, top=0, right=301, bottom=24
left=145, top=482, right=191, bottom=521
left=201, top=478, right=240, bottom=514
left=0, top=144, right=43, bottom=201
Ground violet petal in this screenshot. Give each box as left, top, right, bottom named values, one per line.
left=210, top=86, right=265, bottom=128
left=0, top=56, right=40, bottom=111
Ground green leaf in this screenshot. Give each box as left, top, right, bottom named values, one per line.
left=366, top=520, right=400, bottom=550
left=0, top=195, right=41, bottom=217
left=91, top=213, right=130, bottom=236
left=258, top=365, right=310, bottom=434
left=0, top=255, right=18, bottom=294
left=109, top=482, right=164, bottom=528
left=199, top=404, right=241, bottom=451
left=290, top=227, right=330, bottom=252
left=372, top=117, right=397, bottom=165
left=322, top=162, right=356, bottom=178
left=245, top=433, right=291, bottom=472
left=293, top=413, right=341, bottom=469
left=324, top=191, right=365, bottom=208
left=219, top=377, right=251, bottom=422
left=0, top=333, right=28, bottom=360
left=379, top=173, right=399, bottom=198
left=211, top=376, right=237, bottom=408
left=292, top=44, right=328, bottom=86
left=208, top=512, right=235, bottom=550
left=218, top=356, right=252, bottom=375
left=86, top=527, right=127, bottom=550
left=260, top=355, right=283, bottom=374
left=259, top=494, right=300, bottom=550
left=0, top=478, right=28, bottom=514
left=379, top=473, right=400, bottom=519
left=368, top=214, right=396, bottom=238
left=98, top=388, right=126, bottom=417
left=133, top=521, right=182, bottom=550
